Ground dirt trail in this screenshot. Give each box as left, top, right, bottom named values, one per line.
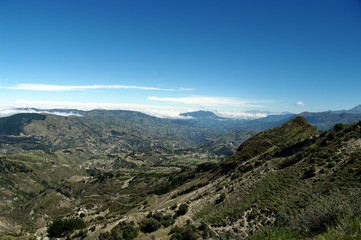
left=121, top=177, right=134, bottom=189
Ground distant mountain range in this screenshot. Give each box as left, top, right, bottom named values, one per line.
left=0, top=110, right=212, bottom=154
left=180, top=110, right=226, bottom=120
left=329, top=104, right=361, bottom=114
left=180, top=104, right=361, bottom=131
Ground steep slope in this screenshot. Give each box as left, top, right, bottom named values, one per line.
left=127, top=117, right=361, bottom=239
left=191, top=117, right=360, bottom=238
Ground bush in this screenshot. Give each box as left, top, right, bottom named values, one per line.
left=198, top=221, right=215, bottom=239
left=280, top=190, right=361, bottom=234
left=246, top=228, right=306, bottom=240
left=99, top=221, right=139, bottom=240
left=140, top=218, right=161, bottom=233
left=177, top=204, right=189, bottom=216
left=316, top=217, right=361, bottom=240
left=170, top=223, right=198, bottom=240
left=334, top=123, right=345, bottom=132
left=48, top=218, right=86, bottom=237
left=162, top=214, right=175, bottom=227
left=303, top=165, right=316, bottom=179
left=216, top=192, right=227, bottom=204
left=197, top=162, right=215, bottom=172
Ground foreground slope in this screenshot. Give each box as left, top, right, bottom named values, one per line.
left=129, top=116, right=361, bottom=239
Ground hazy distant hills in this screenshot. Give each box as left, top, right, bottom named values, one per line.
left=180, top=104, right=361, bottom=131
left=0, top=110, right=213, bottom=154
left=329, top=104, right=361, bottom=114
left=180, top=110, right=225, bottom=120
left=298, top=111, right=361, bottom=130
left=0, top=109, right=256, bottom=158
left=11, top=104, right=361, bottom=133
left=347, top=104, right=361, bottom=113
left=1, top=106, right=361, bottom=155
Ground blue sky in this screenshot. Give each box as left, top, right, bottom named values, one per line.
left=1, top=0, right=361, bottom=118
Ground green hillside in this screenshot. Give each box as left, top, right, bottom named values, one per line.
left=0, top=113, right=46, bottom=136
left=0, top=111, right=212, bottom=155
left=1, top=114, right=361, bottom=239
left=183, top=117, right=361, bottom=239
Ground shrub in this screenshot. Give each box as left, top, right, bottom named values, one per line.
left=177, top=204, right=189, bottom=216
left=334, top=123, right=345, bottom=132
left=198, top=221, right=215, bottom=239
left=246, top=228, right=306, bottom=240
left=216, top=192, right=227, bottom=204
left=48, top=218, right=86, bottom=237
left=152, top=211, right=163, bottom=222
left=316, top=217, right=361, bottom=240
left=162, top=214, right=175, bottom=227
left=140, top=218, right=161, bottom=233
left=280, top=190, right=361, bottom=234
left=303, top=165, right=316, bottom=179
left=99, top=221, right=138, bottom=240
left=197, top=162, right=215, bottom=172
left=170, top=223, right=198, bottom=240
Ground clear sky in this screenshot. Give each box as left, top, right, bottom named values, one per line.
left=1, top=0, right=361, bottom=118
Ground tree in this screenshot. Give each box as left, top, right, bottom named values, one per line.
left=177, top=204, right=189, bottom=216
left=140, top=218, right=161, bottom=233
left=48, top=218, right=86, bottom=237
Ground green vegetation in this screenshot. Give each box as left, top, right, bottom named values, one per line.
left=196, top=118, right=361, bottom=238
left=140, top=217, right=162, bottom=233
left=47, top=218, right=86, bottom=237
left=246, top=228, right=307, bottom=240
left=216, top=192, right=227, bottom=204
left=1, top=112, right=361, bottom=239
left=176, top=204, right=189, bottom=216
left=316, top=217, right=361, bottom=240
left=170, top=222, right=198, bottom=240
left=98, top=221, right=138, bottom=240
left=0, top=113, right=46, bottom=135
left=139, top=211, right=175, bottom=233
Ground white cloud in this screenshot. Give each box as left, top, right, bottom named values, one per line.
left=296, top=101, right=306, bottom=107
left=217, top=111, right=268, bottom=119
left=0, top=100, right=269, bottom=119
left=148, top=95, right=263, bottom=107
left=7, top=83, right=175, bottom=91
left=179, top=87, right=196, bottom=91
left=0, top=108, right=82, bottom=117
left=0, top=100, right=195, bottom=119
